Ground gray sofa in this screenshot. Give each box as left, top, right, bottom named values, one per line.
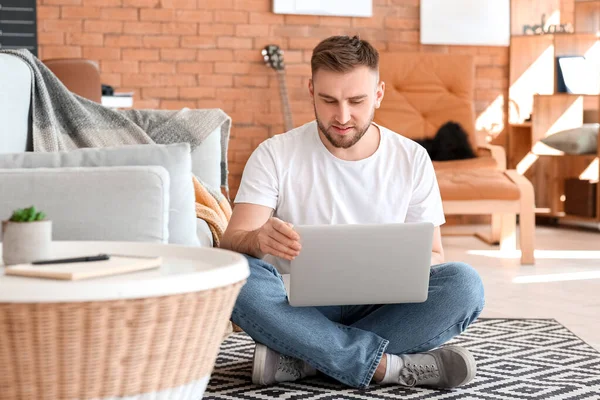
left=0, top=53, right=224, bottom=247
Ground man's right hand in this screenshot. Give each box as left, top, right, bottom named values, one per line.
left=221, top=204, right=302, bottom=260
left=253, top=217, right=302, bottom=261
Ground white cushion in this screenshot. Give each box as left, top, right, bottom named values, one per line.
left=0, top=143, right=198, bottom=246
left=0, top=166, right=170, bottom=242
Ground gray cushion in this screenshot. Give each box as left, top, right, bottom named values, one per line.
left=540, top=124, right=599, bottom=154
left=0, top=166, right=170, bottom=242
left=0, top=143, right=198, bottom=245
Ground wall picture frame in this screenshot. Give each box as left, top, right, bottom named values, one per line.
left=420, top=0, right=510, bottom=46
left=273, top=0, right=372, bottom=18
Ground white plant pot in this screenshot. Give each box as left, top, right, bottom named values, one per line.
left=2, top=220, right=52, bottom=266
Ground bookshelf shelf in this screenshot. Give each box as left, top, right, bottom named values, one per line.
left=509, top=0, right=600, bottom=225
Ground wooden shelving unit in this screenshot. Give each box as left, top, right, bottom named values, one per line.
left=508, top=123, right=533, bottom=169
left=575, top=0, right=600, bottom=33
left=508, top=33, right=599, bottom=125
left=508, top=0, right=600, bottom=226
left=511, top=122, right=533, bottom=127
left=524, top=95, right=600, bottom=225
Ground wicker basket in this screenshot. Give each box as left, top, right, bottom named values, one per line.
left=0, top=281, right=244, bottom=400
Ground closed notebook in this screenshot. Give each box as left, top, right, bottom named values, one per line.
left=4, top=255, right=162, bottom=281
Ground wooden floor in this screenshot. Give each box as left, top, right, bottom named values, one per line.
left=444, top=225, right=600, bottom=350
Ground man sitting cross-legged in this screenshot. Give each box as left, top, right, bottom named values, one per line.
left=221, top=35, right=485, bottom=390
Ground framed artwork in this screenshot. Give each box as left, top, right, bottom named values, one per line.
left=273, top=0, right=372, bottom=18
left=421, top=0, right=510, bottom=46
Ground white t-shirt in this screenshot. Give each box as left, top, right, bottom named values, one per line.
left=235, top=120, right=445, bottom=273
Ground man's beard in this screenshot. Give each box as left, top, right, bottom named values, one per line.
left=315, top=107, right=375, bottom=149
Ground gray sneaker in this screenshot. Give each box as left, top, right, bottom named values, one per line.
left=251, top=343, right=317, bottom=386
left=397, top=346, right=476, bottom=389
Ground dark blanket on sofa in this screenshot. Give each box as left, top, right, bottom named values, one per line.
left=415, top=121, right=476, bottom=161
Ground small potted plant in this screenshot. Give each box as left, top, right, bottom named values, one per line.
left=2, top=206, right=52, bottom=266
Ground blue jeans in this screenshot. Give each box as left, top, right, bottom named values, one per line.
left=231, top=256, right=485, bottom=389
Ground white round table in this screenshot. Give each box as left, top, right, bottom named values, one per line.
left=0, top=241, right=249, bottom=400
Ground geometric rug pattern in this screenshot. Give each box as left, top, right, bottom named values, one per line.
left=204, top=319, right=600, bottom=399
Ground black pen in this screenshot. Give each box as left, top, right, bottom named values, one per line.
left=32, top=254, right=110, bottom=265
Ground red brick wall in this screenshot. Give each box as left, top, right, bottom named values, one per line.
left=36, top=0, right=518, bottom=197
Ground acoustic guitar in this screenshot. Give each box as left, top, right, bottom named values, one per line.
left=261, top=44, right=294, bottom=134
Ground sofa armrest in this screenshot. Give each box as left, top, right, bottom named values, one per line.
left=0, top=54, right=32, bottom=153
left=477, top=144, right=506, bottom=171
left=0, top=166, right=170, bottom=242
left=196, top=219, right=214, bottom=247
left=190, top=127, right=221, bottom=190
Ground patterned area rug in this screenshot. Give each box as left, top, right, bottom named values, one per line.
left=204, top=319, right=600, bottom=399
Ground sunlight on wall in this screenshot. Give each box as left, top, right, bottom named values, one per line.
left=585, top=40, right=600, bottom=94
left=516, top=152, right=540, bottom=174
left=579, top=158, right=599, bottom=182
left=476, top=95, right=504, bottom=139
left=532, top=141, right=564, bottom=156
left=546, top=97, right=586, bottom=137
left=509, top=45, right=555, bottom=123
left=584, top=40, right=600, bottom=64
left=545, top=10, right=561, bottom=29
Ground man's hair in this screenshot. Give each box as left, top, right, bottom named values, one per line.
left=311, top=35, right=379, bottom=77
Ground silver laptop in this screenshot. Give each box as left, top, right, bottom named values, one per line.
left=289, top=222, right=434, bottom=307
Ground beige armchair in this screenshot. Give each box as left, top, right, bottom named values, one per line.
left=375, top=52, right=535, bottom=264
left=43, top=58, right=102, bottom=103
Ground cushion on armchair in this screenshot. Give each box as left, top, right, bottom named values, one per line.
left=432, top=156, right=498, bottom=171
left=437, top=170, right=520, bottom=201
left=0, top=143, right=198, bottom=246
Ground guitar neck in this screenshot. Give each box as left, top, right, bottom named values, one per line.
left=277, top=70, right=294, bottom=133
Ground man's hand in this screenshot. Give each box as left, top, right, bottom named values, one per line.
left=221, top=204, right=302, bottom=260
left=253, top=217, right=301, bottom=261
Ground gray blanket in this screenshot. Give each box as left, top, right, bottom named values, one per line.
left=1, top=49, right=231, bottom=193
